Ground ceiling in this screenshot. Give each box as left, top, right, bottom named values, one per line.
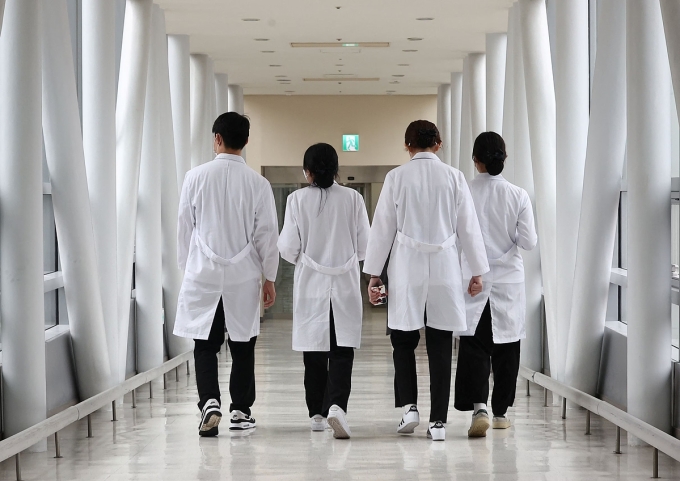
left=156, top=0, right=515, bottom=95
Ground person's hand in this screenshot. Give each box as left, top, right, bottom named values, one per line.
left=468, top=276, right=483, bottom=297
left=263, top=280, right=276, bottom=309
left=368, top=277, right=387, bottom=305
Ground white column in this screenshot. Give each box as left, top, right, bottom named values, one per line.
left=627, top=0, right=672, bottom=438
left=565, top=0, right=627, bottom=397
left=215, top=72, right=229, bottom=115
left=116, top=0, right=153, bottom=379
left=42, top=0, right=112, bottom=397
left=459, top=58, right=473, bottom=180
left=502, top=10, right=516, bottom=184
left=206, top=57, right=217, bottom=161
left=190, top=53, right=210, bottom=168
left=520, top=0, right=559, bottom=383
left=156, top=8, right=192, bottom=358
left=136, top=5, right=165, bottom=372
left=469, top=53, right=487, bottom=141
left=450, top=72, right=463, bottom=169
left=511, top=3, right=542, bottom=373
left=0, top=0, right=47, bottom=446
left=436, top=83, right=452, bottom=164
left=662, top=1, right=680, bottom=114
left=228, top=84, right=244, bottom=114
left=486, top=33, right=507, bottom=134
left=82, top=0, right=119, bottom=385
left=554, top=0, right=590, bottom=395
left=168, top=34, right=191, bottom=193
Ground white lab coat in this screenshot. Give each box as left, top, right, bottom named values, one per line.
left=278, top=184, right=370, bottom=351
left=173, top=154, right=279, bottom=342
left=363, top=152, right=490, bottom=332
left=459, top=173, right=537, bottom=343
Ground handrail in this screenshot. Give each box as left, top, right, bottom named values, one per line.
left=0, top=350, right=193, bottom=463
left=519, top=365, right=680, bottom=465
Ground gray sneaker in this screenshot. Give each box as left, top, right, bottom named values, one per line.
left=468, top=409, right=490, bottom=437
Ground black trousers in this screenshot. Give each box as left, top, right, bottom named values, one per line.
left=391, top=322, right=453, bottom=423
left=194, top=298, right=257, bottom=415
left=303, top=306, right=355, bottom=418
left=454, top=300, right=521, bottom=416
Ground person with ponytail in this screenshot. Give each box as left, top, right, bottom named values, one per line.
left=454, top=131, right=537, bottom=437
left=363, top=120, right=489, bottom=441
left=277, top=143, right=370, bottom=439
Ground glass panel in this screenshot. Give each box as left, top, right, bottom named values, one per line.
left=673, top=203, right=679, bottom=278
left=45, top=290, right=58, bottom=329
left=43, top=195, right=57, bottom=274
left=619, top=191, right=628, bottom=270
left=672, top=302, right=679, bottom=350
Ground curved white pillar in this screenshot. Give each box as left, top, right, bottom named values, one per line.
left=190, top=53, right=210, bottom=168
left=206, top=57, right=217, bottom=161
left=469, top=53, right=487, bottom=142
left=136, top=5, right=165, bottom=372
left=502, top=11, right=516, bottom=184
left=42, top=0, right=112, bottom=397
left=520, top=0, right=559, bottom=383
left=554, top=0, right=590, bottom=396
left=565, top=0, right=626, bottom=397
left=116, top=0, right=153, bottom=379
left=450, top=72, right=463, bottom=170
left=662, top=1, right=680, bottom=115
left=228, top=84, right=244, bottom=114
left=0, top=0, right=46, bottom=446
left=436, top=83, right=452, bottom=164
left=626, top=0, right=672, bottom=439
left=511, top=3, right=542, bottom=373
left=486, top=33, right=507, bottom=134
left=168, top=34, right=191, bottom=193
left=82, top=0, right=119, bottom=386
left=157, top=10, right=193, bottom=358
left=215, top=72, right=229, bottom=115
left=459, top=58, right=473, bottom=180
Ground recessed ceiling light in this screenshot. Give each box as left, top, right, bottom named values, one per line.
left=275, top=75, right=288, bottom=78
left=392, top=74, right=405, bottom=77
left=255, top=38, right=270, bottom=41
left=242, top=18, right=260, bottom=21
left=416, top=17, right=434, bottom=21
left=403, top=49, right=418, bottom=53
left=269, top=64, right=282, bottom=67
left=261, top=51, right=275, bottom=53
left=407, top=37, right=423, bottom=41
left=335, top=64, right=344, bottom=67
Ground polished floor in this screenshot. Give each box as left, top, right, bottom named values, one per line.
left=1, top=310, right=678, bottom=480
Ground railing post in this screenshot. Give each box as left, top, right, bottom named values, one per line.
left=87, top=414, right=93, bottom=438
left=561, top=397, right=567, bottom=419
left=163, top=373, right=167, bottom=390
left=15, top=452, right=21, bottom=481
left=149, top=381, right=153, bottom=399
left=544, top=388, right=549, bottom=407
left=132, top=388, right=137, bottom=408
left=614, top=426, right=622, bottom=454
left=54, top=432, right=62, bottom=458
left=111, top=400, right=117, bottom=421
left=652, top=448, right=659, bottom=478
left=176, top=366, right=179, bottom=382
left=526, top=379, right=531, bottom=396
left=585, top=410, right=591, bottom=435
left=186, top=360, right=190, bottom=375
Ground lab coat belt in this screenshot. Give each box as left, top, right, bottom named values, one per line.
left=300, top=253, right=357, bottom=276
left=396, top=231, right=457, bottom=253
left=488, top=245, right=518, bottom=266
left=195, top=234, right=253, bottom=266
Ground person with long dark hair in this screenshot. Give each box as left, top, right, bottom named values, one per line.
left=454, top=131, right=537, bottom=437
left=363, top=120, right=489, bottom=441
left=278, top=143, right=370, bottom=439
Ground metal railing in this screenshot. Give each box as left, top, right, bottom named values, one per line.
left=0, top=350, right=193, bottom=480
left=519, top=365, right=680, bottom=479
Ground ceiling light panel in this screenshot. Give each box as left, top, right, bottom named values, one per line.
left=291, top=42, right=390, bottom=48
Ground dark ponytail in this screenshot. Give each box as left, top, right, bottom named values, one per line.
left=303, top=143, right=339, bottom=189
left=404, top=120, right=442, bottom=150
left=473, top=131, right=507, bottom=176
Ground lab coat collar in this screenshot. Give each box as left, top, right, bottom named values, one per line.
left=410, top=152, right=441, bottom=162
left=476, top=172, right=505, bottom=181
left=214, top=153, right=246, bottom=164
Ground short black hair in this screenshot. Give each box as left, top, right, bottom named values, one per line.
left=212, top=112, right=250, bottom=150
left=303, top=143, right=339, bottom=189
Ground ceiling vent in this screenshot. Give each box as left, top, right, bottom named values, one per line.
left=304, top=77, right=380, bottom=82
left=291, top=42, right=389, bottom=48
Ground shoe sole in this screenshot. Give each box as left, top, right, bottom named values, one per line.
left=327, top=416, right=351, bottom=439
left=397, top=420, right=419, bottom=435
left=311, top=424, right=326, bottom=432
left=468, top=417, right=490, bottom=437
left=199, top=412, right=221, bottom=437
left=493, top=420, right=511, bottom=429
left=428, top=430, right=445, bottom=441
left=229, top=421, right=256, bottom=431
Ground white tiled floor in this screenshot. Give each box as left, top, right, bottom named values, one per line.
left=1, top=310, right=678, bottom=480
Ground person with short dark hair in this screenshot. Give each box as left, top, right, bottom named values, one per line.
left=363, top=120, right=490, bottom=441
left=277, top=143, right=370, bottom=439
left=174, top=112, right=279, bottom=437
left=454, top=131, right=537, bottom=437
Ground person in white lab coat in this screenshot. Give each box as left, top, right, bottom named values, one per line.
left=278, top=143, right=370, bottom=439
left=363, top=120, right=490, bottom=441
left=174, top=112, right=279, bottom=437
left=454, top=131, right=537, bottom=438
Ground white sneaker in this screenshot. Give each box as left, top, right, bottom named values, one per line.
left=468, top=409, right=490, bottom=437
left=310, top=414, right=328, bottom=432
left=198, top=399, right=221, bottom=437
left=397, top=405, right=420, bottom=434
left=492, top=415, right=511, bottom=429
left=229, top=410, right=256, bottom=431
left=327, top=405, right=351, bottom=439
left=427, top=421, right=445, bottom=441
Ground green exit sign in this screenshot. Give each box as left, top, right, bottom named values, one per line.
left=342, top=135, right=359, bottom=152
